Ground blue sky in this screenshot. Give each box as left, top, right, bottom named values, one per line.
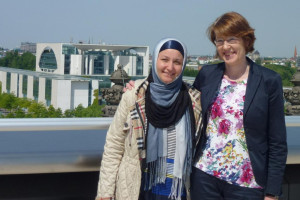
left=0, top=0, right=299, bottom=57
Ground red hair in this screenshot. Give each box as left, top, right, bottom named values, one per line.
left=207, top=12, right=256, bottom=56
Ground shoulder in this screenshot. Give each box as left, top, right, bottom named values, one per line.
left=122, top=78, right=147, bottom=105
left=253, top=62, right=281, bottom=82
left=193, top=62, right=224, bottom=90
left=198, top=63, right=221, bottom=75
left=251, top=62, right=283, bottom=93
left=255, top=63, right=280, bottom=78
left=185, top=82, right=201, bottom=101
left=248, top=57, right=280, bottom=81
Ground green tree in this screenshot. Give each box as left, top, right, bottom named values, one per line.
left=26, top=102, right=48, bottom=118
left=183, top=68, right=199, bottom=77
left=0, top=51, right=35, bottom=71
left=14, top=107, right=26, bottom=118
left=83, top=104, right=104, bottom=117
left=93, top=89, right=99, bottom=105
left=0, top=88, right=104, bottom=118
left=64, top=109, right=75, bottom=118
left=47, top=105, right=63, bottom=118
left=74, top=104, right=85, bottom=117
left=255, top=58, right=262, bottom=65
left=19, top=52, right=36, bottom=70
left=0, top=93, right=18, bottom=110
left=264, top=64, right=296, bottom=86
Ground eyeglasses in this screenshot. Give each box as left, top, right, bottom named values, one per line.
left=214, top=37, right=240, bottom=46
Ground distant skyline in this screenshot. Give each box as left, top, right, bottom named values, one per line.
left=0, top=0, right=300, bottom=57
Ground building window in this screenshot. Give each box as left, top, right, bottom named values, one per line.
left=64, top=54, right=70, bottom=74
left=136, top=55, right=143, bottom=75
left=94, top=55, right=104, bottom=74
left=39, top=47, right=57, bottom=70
left=33, top=77, right=39, bottom=101
left=88, top=81, right=92, bottom=106
left=45, top=79, right=52, bottom=106
left=6, top=72, right=11, bottom=93
left=22, top=75, right=27, bottom=98
left=17, top=74, right=19, bottom=97
left=62, top=44, right=78, bottom=55
left=109, top=54, right=115, bottom=74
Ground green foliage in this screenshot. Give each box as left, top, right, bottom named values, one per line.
left=0, top=51, right=36, bottom=71
left=83, top=104, right=104, bottom=117
left=14, top=108, right=26, bottom=118
left=263, top=64, right=296, bottom=86
left=72, top=104, right=104, bottom=117
left=183, top=68, right=199, bottom=77
left=47, top=105, right=63, bottom=118
left=27, top=102, right=49, bottom=118
left=255, top=58, right=262, bottom=65
left=93, top=89, right=99, bottom=105
left=0, top=93, right=18, bottom=110
left=64, top=109, right=76, bottom=118
left=0, top=91, right=104, bottom=118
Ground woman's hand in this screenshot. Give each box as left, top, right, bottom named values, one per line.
left=123, top=80, right=135, bottom=92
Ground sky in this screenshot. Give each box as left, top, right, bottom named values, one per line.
left=0, top=0, right=300, bottom=58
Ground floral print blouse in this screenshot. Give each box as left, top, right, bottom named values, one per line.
left=194, top=76, right=261, bottom=188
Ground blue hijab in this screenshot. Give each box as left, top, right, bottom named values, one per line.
left=150, top=38, right=187, bottom=107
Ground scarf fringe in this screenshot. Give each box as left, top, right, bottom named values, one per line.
left=169, top=177, right=183, bottom=200
left=144, top=156, right=167, bottom=190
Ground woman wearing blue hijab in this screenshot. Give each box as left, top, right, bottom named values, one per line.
left=96, top=38, right=202, bottom=200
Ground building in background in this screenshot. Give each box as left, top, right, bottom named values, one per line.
left=248, top=50, right=260, bottom=61
left=36, top=43, right=149, bottom=77
left=0, top=67, right=99, bottom=112
left=20, top=42, right=36, bottom=54
left=0, top=43, right=149, bottom=112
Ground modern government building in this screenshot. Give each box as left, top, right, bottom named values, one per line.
left=0, top=43, right=149, bottom=112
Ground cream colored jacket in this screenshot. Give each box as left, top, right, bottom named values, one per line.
left=95, top=79, right=202, bottom=200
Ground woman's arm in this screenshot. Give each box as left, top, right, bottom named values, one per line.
left=95, top=90, right=133, bottom=200
left=265, top=73, right=287, bottom=196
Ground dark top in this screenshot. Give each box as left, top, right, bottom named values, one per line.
left=193, top=57, right=287, bottom=196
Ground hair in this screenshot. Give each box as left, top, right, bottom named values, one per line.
left=207, top=12, right=256, bottom=57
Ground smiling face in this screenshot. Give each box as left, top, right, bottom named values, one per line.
left=156, top=49, right=183, bottom=84
left=215, top=35, right=247, bottom=67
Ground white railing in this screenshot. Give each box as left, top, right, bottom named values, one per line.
left=0, top=117, right=113, bottom=131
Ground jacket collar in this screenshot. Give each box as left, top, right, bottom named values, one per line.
left=201, top=62, right=224, bottom=116
left=201, top=57, right=262, bottom=118
left=243, top=57, right=262, bottom=116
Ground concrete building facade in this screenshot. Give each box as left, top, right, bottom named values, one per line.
left=0, top=42, right=149, bottom=112
left=0, top=67, right=99, bottom=112
left=36, top=43, right=149, bottom=77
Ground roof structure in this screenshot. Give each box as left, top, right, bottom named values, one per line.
left=73, top=44, right=147, bottom=51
